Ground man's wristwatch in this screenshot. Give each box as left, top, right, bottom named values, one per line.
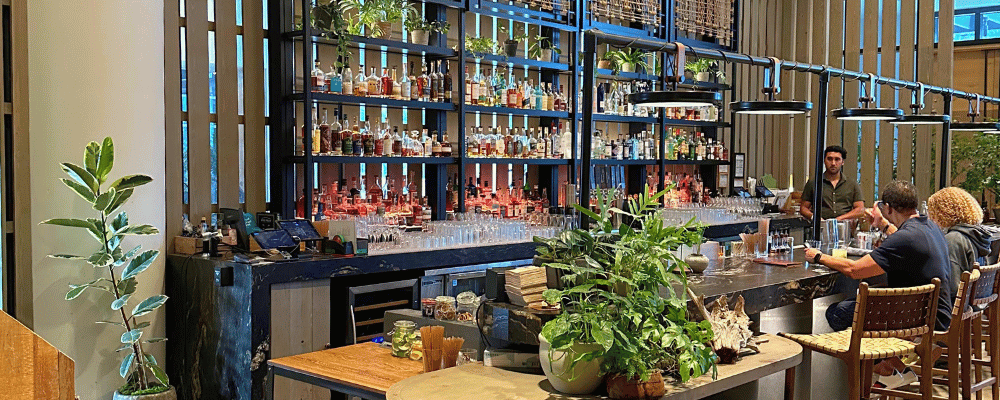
left=812, top=253, right=823, bottom=264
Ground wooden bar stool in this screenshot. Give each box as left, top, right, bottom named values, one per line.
left=876, top=269, right=982, bottom=400
left=779, top=279, right=941, bottom=400
left=969, top=263, right=1000, bottom=400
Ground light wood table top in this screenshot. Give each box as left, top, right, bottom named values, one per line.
left=385, top=333, right=802, bottom=400
left=268, top=342, right=423, bottom=397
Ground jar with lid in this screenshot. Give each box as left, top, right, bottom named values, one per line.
left=421, top=298, right=436, bottom=318
left=434, top=295, right=457, bottom=321
left=455, top=292, right=477, bottom=322
left=389, top=320, right=417, bottom=358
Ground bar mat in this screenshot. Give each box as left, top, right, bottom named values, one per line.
left=753, top=257, right=802, bottom=267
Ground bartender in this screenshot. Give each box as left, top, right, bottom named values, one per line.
left=800, top=145, right=866, bottom=221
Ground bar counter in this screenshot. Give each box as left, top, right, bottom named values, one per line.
left=166, top=244, right=841, bottom=400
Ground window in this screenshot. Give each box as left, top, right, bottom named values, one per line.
left=982, top=11, right=1000, bottom=39
left=955, top=13, right=976, bottom=41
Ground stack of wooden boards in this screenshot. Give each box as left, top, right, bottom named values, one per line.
left=504, top=266, right=548, bottom=307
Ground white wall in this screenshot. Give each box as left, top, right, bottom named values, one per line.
left=28, top=0, right=165, bottom=398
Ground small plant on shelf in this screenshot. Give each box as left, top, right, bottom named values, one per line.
left=344, top=0, right=416, bottom=39
left=464, top=35, right=498, bottom=59
left=528, top=35, right=562, bottom=62
left=608, top=49, right=649, bottom=73
left=498, top=25, right=528, bottom=58
left=685, top=58, right=726, bottom=83
left=597, top=46, right=617, bottom=70
left=311, top=0, right=353, bottom=68
left=42, top=138, right=172, bottom=398
left=404, top=11, right=450, bottom=46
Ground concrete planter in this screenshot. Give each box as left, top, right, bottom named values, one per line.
left=113, top=387, right=176, bottom=400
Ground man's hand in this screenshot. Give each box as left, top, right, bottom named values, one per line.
left=866, top=205, right=886, bottom=229
left=805, top=247, right=822, bottom=262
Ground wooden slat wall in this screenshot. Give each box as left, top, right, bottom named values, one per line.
left=0, top=311, right=75, bottom=399
left=166, top=0, right=268, bottom=241
left=10, top=0, right=32, bottom=324
left=736, top=0, right=953, bottom=203
left=271, top=281, right=332, bottom=400
left=936, top=0, right=955, bottom=188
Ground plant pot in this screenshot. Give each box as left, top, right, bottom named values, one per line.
left=696, top=71, right=711, bottom=82
left=539, top=334, right=605, bottom=395
left=685, top=253, right=710, bottom=273
left=113, top=386, right=177, bottom=400
left=684, top=70, right=694, bottom=81
left=376, top=22, right=393, bottom=40
left=536, top=48, right=553, bottom=62
left=606, top=372, right=666, bottom=400
left=620, top=62, right=635, bottom=73
left=503, top=40, right=519, bottom=57
left=598, top=60, right=613, bottom=70
left=410, top=30, right=430, bottom=45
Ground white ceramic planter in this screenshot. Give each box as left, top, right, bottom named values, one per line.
left=113, top=387, right=176, bottom=400
left=536, top=48, right=553, bottom=62
left=539, top=334, right=605, bottom=395
left=410, top=30, right=430, bottom=45
left=696, top=71, right=711, bottom=82
left=620, top=62, right=635, bottom=73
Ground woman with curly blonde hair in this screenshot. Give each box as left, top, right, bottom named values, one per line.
left=927, top=187, right=991, bottom=294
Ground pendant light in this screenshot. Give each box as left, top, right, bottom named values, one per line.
left=627, top=43, right=722, bottom=108
left=950, top=95, right=1000, bottom=132
left=889, top=83, right=951, bottom=125
left=832, top=73, right=903, bottom=121
left=730, top=57, right=812, bottom=115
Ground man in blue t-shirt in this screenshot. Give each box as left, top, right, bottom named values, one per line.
left=804, top=180, right=952, bottom=387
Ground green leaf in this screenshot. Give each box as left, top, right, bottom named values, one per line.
left=143, top=353, right=157, bottom=366
left=61, top=162, right=98, bottom=193
left=132, top=295, right=168, bottom=317
left=115, top=344, right=132, bottom=352
left=118, top=224, right=159, bottom=236
left=85, top=142, right=101, bottom=178
left=134, top=321, right=150, bottom=329
left=111, top=294, right=131, bottom=310
left=88, top=251, right=112, bottom=268
left=105, top=188, right=134, bottom=214
left=121, top=329, right=142, bottom=344
left=98, top=320, right=127, bottom=328
left=591, top=320, right=614, bottom=351
left=109, top=174, right=153, bottom=192
left=145, top=337, right=167, bottom=343
left=93, top=187, right=116, bottom=211
left=119, top=353, right=134, bottom=378
left=65, top=285, right=88, bottom=300
left=122, top=250, right=158, bottom=280
left=49, top=254, right=85, bottom=260
left=123, top=245, right=142, bottom=261
left=149, top=363, right=169, bottom=386
left=96, top=137, right=114, bottom=183
left=117, top=277, right=137, bottom=296
left=59, top=178, right=97, bottom=203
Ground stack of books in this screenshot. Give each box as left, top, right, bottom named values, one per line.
left=504, top=266, right=548, bottom=307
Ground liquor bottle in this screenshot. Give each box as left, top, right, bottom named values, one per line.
left=374, top=121, right=385, bottom=156
left=492, top=70, right=504, bottom=107
left=342, top=66, right=353, bottom=95
left=441, top=133, right=452, bottom=157
left=432, top=132, right=443, bottom=157
left=534, top=83, right=544, bottom=110
left=546, top=83, right=555, bottom=111
left=596, top=83, right=605, bottom=113
left=342, top=117, right=355, bottom=155
left=329, top=110, right=342, bottom=156
left=305, top=108, right=321, bottom=154
left=353, top=118, right=365, bottom=156
left=464, top=66, right=473, bottom=105
left=506, top=74, right=518, bottom=108
left=391, top=67, right=401, bottom=99
left=435, top=61, right=446, bottom=103
left=408, top=62, right=419, bottom=101
left=443, top=61, right=453, bottom=103
left=494, top=128, right=506, bottom=157
left=392, top=126, right=403, bottom=156
left=470, top=68, right=480, bottom=105
left=428, top=62, right=438, bottom=101
left=380, top=68, right=392, bottom=98
left=380, top=122, right=393, bottom=156
left=367, top=67, right=380, bottom=98
left=355, top=65, right=367, bottom=96
left=552, top=84, right=562, bottom=111
left=327, top=64, right=342, bottom=93
left=337, top=114, right=351, bottom=156
left=516, top=79, right=525, bottom=108
left=528, top=129, right=538, bottom=158
left=550, top=125, right=561, bottom=158
left=478, top=69, right=489, bottom=106
left=311, top=60, right=326, bottom=92
left=420, top=64, right=431, bottom=102
left=319, top=108, right=332, bottom=154
left=363, top=120, right=375, bottom=156
left=422, top=129, right=433, bottom=156
left=400, top=64, right=411, bottom=100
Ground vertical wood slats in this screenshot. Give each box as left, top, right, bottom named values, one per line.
left=165, top=0, right=182, bottom=240
left=915, top=0, right=934, bottom=195
left=937, top=0, right=955, bottom=188
left=897, top=0, right=916, bottom=184
left=244, top=0, right=267, bottom=213
left=860, top=0, right=878, bottom=204
left=11, top=0, right=31, bottom=324
left=826, top=0, right=843, bottom=150
left=842, top=0, right=861, bottom=187
left=185, top=0, right=213, bottom=223
left=217, top=0, right=241, bottom=209
left=879, top=0, right=897, bottom=191
left=810, top=0, right=828, bottom=186
left=792, top=0, right=811, bottom=189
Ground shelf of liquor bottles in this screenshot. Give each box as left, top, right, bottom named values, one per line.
left=467, top=53, right=571, bottom=72
left=591, top=114, right=658, bottom=124
left=465, top=104, right=570, bottom=118
left=292, top=155, right=459, bottom=164
left=594, top=68, right=659, bottom=82
left=285, top=31, right=460, bottom=57
left=462, top=157, right=571, bottom=165
left=288, top=92, right=457, bottom=111
left=590, top=158, right=657, bottom=165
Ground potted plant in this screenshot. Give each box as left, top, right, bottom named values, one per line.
left=610, top=49, right=649, bottom=73
left=685, top=58, right=726, bottom=83
left=312, top=0, right=352, bottom=68
left=464, top=35, right=498, bottom=59
left=597, top=45, right=615, bottom=70
left=951, top=131, right=1000, bottom=221
left=345, top=0, right=415, bottom=40
left=528, top=35, right=562, bottom=62
left=41, top=138, right=172, bottom=399
left=404, top=12, right=449, bottom=46
left=498, top=26, right=527, bottom=58
left=538, top=187, right=717, bottom=398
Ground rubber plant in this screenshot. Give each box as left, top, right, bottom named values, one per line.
left=538, top=185, right=717, bottom=389
left=41, top=138, right=169, bottom=396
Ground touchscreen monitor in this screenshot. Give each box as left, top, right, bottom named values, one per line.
left=252, top=229, right=297, bottom=249
left=277, top=219, right=324, bottom=241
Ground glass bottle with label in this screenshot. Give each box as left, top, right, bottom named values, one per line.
left=443, top=61, right=453, bottom=103
left=319, top=109, right=332, bottom=154
left=341, top=66, right=353, bottom=95
left=408, top=62, right=419, bottom=100
left=355, top=65, right=367, bottom=96
left=400, top=64, right=411, bottom=100
left=327, top=64, right=342, bottom=94
left=311, top=60, right=326, bottom=92
left=367, top=67, right=380, bottom=98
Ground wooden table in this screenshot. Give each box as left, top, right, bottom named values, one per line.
left=266, top=342, right=422, bottom=400
left=384, top=334, right=802, bottom=400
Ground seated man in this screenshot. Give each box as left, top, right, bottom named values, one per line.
left=805, top=180, right=952, bottom=386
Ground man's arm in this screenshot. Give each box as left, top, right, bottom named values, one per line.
left=805, top=248, right=885, bottom=279
left=800, top=200, right=814, bottom=219
left=836, top=200, right=867, bottom=221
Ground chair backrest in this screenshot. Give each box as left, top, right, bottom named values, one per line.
left=851, top=278, right=941, bottom=341
left=970, top=263, right=1000, bottom=311
left=951, top=269, right=983, bottom=322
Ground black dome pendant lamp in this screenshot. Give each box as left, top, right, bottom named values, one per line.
left=730, top=57, right=812, bottom=115
left=832, top=73, right=903, bottom=121
left=951, top=95, right=1000, bottom=132
left=627, top=43, right=722, bottom=108
left=889, top=83, right=951, bottom=125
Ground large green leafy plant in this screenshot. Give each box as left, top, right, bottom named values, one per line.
left=537, top=186, right=717, bottom=383
left=41, top=138, right=168, bottom=395
left=952, top=131, right=1000, bottom=206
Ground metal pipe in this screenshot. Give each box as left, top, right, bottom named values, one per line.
left=811, top=71, right=831, bottom=241
left=939, top=94, right=953, bottom=189
left=580, top=33, right=597, bottom=228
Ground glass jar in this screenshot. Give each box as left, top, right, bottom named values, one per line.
left=421, top=298, right=436, bottom=318
left=455, top=292, right=477, bottom=322
left=390, top=320, right=417, bottom=358
left=434, top=295, right=457, bottom=321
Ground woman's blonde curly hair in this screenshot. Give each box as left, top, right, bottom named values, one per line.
left=928, top=187, right=983, bottom=229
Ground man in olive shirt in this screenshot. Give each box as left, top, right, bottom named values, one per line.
left=800, top=145, right=866, bottom=221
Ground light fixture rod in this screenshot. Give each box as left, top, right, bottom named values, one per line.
left=584, top=29, right=1000, bottom=105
